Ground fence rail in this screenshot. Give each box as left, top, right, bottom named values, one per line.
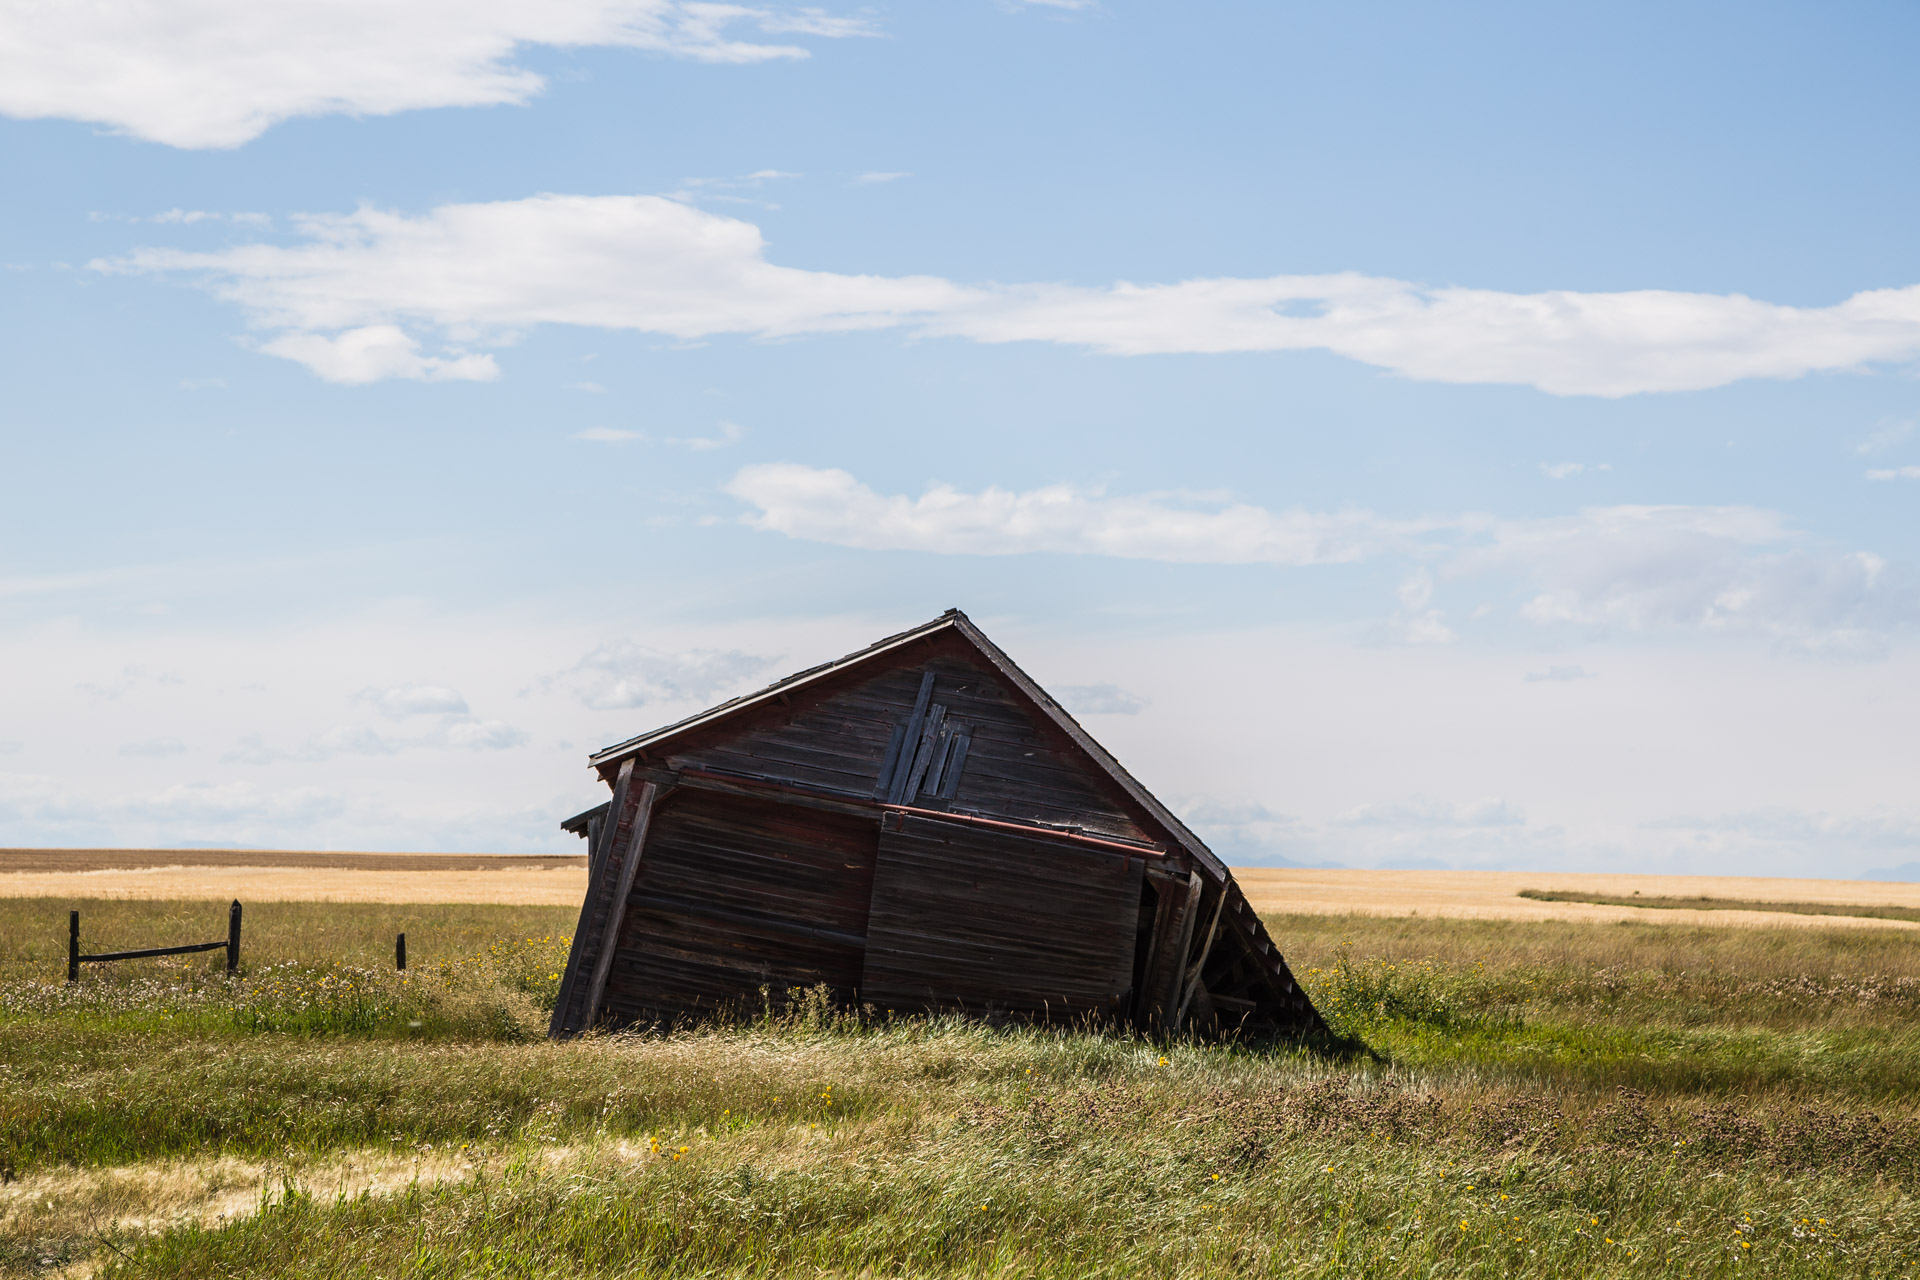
left=68, top=900, right=241, bottom=982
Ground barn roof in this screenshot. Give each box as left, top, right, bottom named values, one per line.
left=587, top=609, right=1229, bottom=880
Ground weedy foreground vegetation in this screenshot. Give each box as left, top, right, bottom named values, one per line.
left=4, top=898, right=1920, bottom=1278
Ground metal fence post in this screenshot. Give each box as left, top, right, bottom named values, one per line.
left=68, top=910, right=79, bottom=983
left=396, top=932, right=407, bottom=971
left=226, top=900, right=242, bottom=975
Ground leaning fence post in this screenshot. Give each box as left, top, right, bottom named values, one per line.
left=227, top=900, right=242, bottom=975
left=68, top=910, right=79, bottom=983
left=396, top=932, right=407, bottom=971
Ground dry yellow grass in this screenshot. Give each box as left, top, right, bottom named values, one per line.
left=0, top=849, right=587, bottom=904
left=1237, top=867, right=1920, bottom=929
left=8, top=848, right=1917, bottom=925
left=0, top=864, right=587, bottom=905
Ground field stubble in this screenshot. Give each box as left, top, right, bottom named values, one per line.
left=3, top=897, right=1920, bottom=1278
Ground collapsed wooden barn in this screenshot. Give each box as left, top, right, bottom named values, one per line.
left=549, top=610, right=1322, bottom=1039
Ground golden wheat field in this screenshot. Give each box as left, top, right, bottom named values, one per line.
left=6, top=848, right=1917, bottom=926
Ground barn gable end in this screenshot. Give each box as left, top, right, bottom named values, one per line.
left=550, top=611, right=1321, bottom=1039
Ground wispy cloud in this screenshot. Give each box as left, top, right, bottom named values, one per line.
left=1056, top=683, right=1148, bottom=715
left=118, top=737, right=188, bottom=757
left=1333, top=796, right=1527, bottom=829
left=104, top=194, right=1920, bottom=394
left=575, top=427, right=646, bottom=443
left=552, top=641, right=771, bottom=711
left=1855, top=417, right=1914, bottom=455
left=1525, top=664, right=1596, bottom=683
left=726, top=463, right=1918, bottom=650
left=224, top=714, right=527, bottom=764
left=1644, top=808, right=1920, bottom=869
left=1867, top=466, right=1920, bottom=481
left=77, top=666, right=185, bottom=700
left=353, top=684, right=470, bottom=717
left=91, top=209, right=272, bottom=226
left=853, top=171, right=910, bottom=184
left=666, top=421, right=743, bottom=451
left=1540, top=461, right=1610, bottom=479
left=725, top=463, right=1448, bottom=565
left=0, top=2, right=878, bottom=148
left=667, top=169, right=803, bottom=207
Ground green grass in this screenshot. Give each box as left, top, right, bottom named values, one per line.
left=1517, top=888, right=1920, bottom=925
left=6, top=898, right=1920, bottom=1278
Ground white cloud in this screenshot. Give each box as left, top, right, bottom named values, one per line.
left=0, top=741, right=21, bottom=754
left=1056, top=683, right=1147, bottom=715
left=668, top=169, right=802, bottom=207
left=1461, top=507, right=1911, bottom=650
left=442, top=719, right=531, bottom=750
left=1171, top=797, right=1317, bottom=866
left=1540, top=461, right=1611, bottom=479
left=573, top=421, right=743, bottom=448
left=0, top=773, right=345, bottom=834
left=727, top=464, right=1917, bottom=649
left=667, top=420, right=743, bottom=451
left=259, top=326, right=498, bottom=384
left=0, top=1, right=877, bottom=149
left=1334, top=796, right=1528, bottom=829
left=555, top=641, right=771, bottom=710
left=78, top=665, right=185, bottom=699
left=1386, top=569, right=1456, bottom=644
left=354, top=684, right=470, bottom=717
left=1867, top=466, right=1920, bottom=481
left=853, top=171, right=910, bottom=184
left=1525, top=664, right=1596, bottom=683
left=153, top=208, right=272, bottom=226
left=1855, top=418, right=1914, bottom=455
left=102, top=194, right=1920, bottom=394
left=118, top=737, right=188, bottom=757
left=1644, top=808, right=1920, bottom=870
left=224, top=713, right=526, bottom=763
left=725, top=463, right=1441, bottom=565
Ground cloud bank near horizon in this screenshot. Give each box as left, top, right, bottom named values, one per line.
left=104, top=194, right=1920, bottom=395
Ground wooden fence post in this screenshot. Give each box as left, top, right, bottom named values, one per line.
left=226, top=900, right=242, bottom=975
left=68, top=910, right=79, bottom=984
left=396, top=933, right=407, bottom=971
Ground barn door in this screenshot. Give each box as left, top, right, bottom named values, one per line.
left=859, top=811, right=1145, bottom=1020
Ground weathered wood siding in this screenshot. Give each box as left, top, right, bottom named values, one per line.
left=658, top=643, right=1158, bottom=846
left=600, top=790, right=879, bottom=1022
left=859, top=811, right=1144, bottom=1019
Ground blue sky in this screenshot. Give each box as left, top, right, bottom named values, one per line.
left=4, top=1, right=1919, bottom=874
